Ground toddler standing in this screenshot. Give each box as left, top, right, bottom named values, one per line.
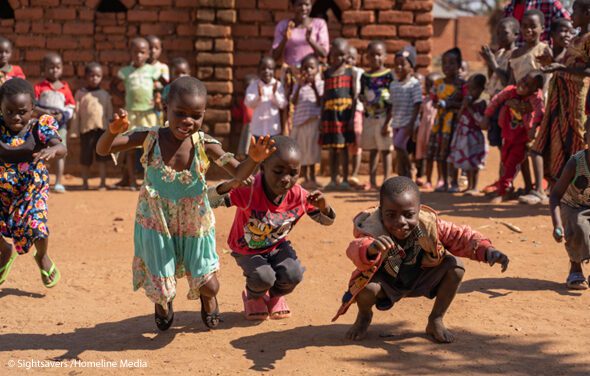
left=0, top=37, right=25, bottom=84
left=415, top=73, right=440, bottom=187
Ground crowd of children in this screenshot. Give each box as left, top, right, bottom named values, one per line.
left=1, top=0, right=590, bottom=351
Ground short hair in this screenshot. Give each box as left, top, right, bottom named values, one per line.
left=167, top=76, right=207, bottom=104
left=443, top=47, right=462, bottom=66
left=379, top=177, right=420, bottom=205
left=528, top=70, right=545, bottom=90
left=470, top=73, right=487, bottom=89
left=368, top=40, right=386, bottom=52
left=265, top=135, right=301, bottom=162
left=130, top=37, right=149, bottom=49
left=301, top=53, right=319, bottom=66
left=259, top=55, right=276, bottom=68
left=0, top=77, right=35, bottom=104
left=551, top=17, right=573, bottom=33
left=0, top=36, right=12, bottom=48
left=523, top=9, right=545, bottom=27
left=84, top=62, right=102, bottom=75
left=332, top=37, right=349, bottom=51
left=171, top=57, right=189, bottom=68
left=42, top=52, right=61, bottom=68
left=497, top=17, right=520, bottom=35
left=145, top=35, right=161, bottom=44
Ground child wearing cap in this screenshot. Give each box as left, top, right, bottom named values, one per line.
left=389, top=46, right=422, bottom=178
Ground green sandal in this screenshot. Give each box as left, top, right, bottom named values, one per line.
left=0, top=251, right=17, bottom=286
left=34, top=251, right=60, bottom=288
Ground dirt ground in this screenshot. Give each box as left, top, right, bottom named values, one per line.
left=1, top=149, right=589, bottom=376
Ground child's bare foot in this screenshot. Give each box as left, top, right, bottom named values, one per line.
left=426, top=316, right=455, bottom=343
left=345, top=311, right=373, bottom=341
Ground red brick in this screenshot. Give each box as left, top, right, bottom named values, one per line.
left=198, top=0, right=235, bottom=7
left=401, top=0, right=433, bottom=11
left=415, top=40, right=431, bottom=53
left=197, top=67, right=214, bottom=80
left=196, top=53, right=233, bottom=65
left=159, top=10, right=190, bottom=22
left=347, top=39, right=369, bottom=50
left=102, top=26, right=126, bottom=34
left=127, top=10, right=158, bottom=22
left=79, top=37, right=93, bottom=49
left=139, top=0, right=173, bottom=5
left=240, top=10, right=271, bottom=22
left=205, top=81, right=233, bottom=94
left=165, top=38, right=194, bottom=51
left=342, top=10, right=374, bottom=24
left=0, top=19, right=13, bottom=27
left=215, top=39, right=234, bottom=52
left=207, top=94, right=232, bottom=107
left=31, top=22, right=61, bottom=34
left=415, top=12, right=433, bottom=24
left=364, top=0, right=394, bottom=9
left=416, top=54, right=431, bottom=67
left=234, top=52, right=260, bottom=66
left=273, top=11, right=291, bottom=22
left=258, top=0, right=288, bottom=10
left=196, top=9, right=215, bottom=21
left=342, top=25, right=358, bottom=37
left=335, top=0, right=352, bottom=9
left=36, top=0, right=60, bottom=5
left=215, top=67, right=233, bottom=80
left=205, top=109, right=231, bottom=123
left=216, top=9, right=236, bottom=23
left=63, top=50, right=94, bottom=62
left=379, top=10, right=413, bottom=24
left=384, top=39, right=410, bottom=52
left=196, top=24, right=231, bottom=37
left=214, top=122, right=231, bottom=135
left=195, top=39, right=213, bottom=51
left=260, top=25, right=275, bottom=37
left=140, top=23, right=175, bottom=36
left=79, top=9, right=94, bottom=21
left=398, top=25, right=432, bottom=38
left=176, top=0, right=198, bottom=6
left=15, top=8, right=43, bottom=20
left=46, top=7, right=76, bottom=20
left=22, top=63, right=41, bottom=77
left=25, top=50, right=49, bottom=61
left=46, top=37, right=78, bottom=50
left=63, top=22, right=94, bottom=35
left=236, top=0, right=256, bottom=8
left=236, top=38, right=270, bottom=52
left=100, top=50, right=131, bottom=63
left=15, top=21, right=30, bottom=33
left=177, top=24, right=197, bottom=36
left=15, top=35, right=45, bottom=48
left=361, top=25, right=396, bottom=38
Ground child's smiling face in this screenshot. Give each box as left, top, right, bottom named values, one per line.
left=166, top=93, right=206, bottom=141
left=394, top=55, right=412, bottom=81
left=259, top=58, right=275, bottom=84
left=552, top=23, right=573, bottom=49
left=441, top=53, right=460, bottom=80
left=261, top=148, right=301, bottom=197
left=572, top=1, right=590, bottom=29
left=521, top=14, right=543, bottom=44
left=1, top=93, right=33, bottom=133
left=380, top=190, right=421, bottom=241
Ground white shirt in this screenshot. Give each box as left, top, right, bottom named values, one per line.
left=352, top=66, right=364, bottom=112
left=244, top=78, right=287, bottom=137
left=389, top=76, right=423, bottom=129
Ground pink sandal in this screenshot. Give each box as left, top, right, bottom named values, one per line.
left=267, top=295, right=291, bottom=320
left=242, top=290, right=269, bottom=321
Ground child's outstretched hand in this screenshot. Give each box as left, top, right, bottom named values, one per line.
left=485, top=248, right=509, bottom=272
left=307, top=190, right=327, bottom=211
left=553, top=226, right=564, bottom=243
left=248, top=135, right=276, bottom=163
left=368, top=235, right=395, bottom=257
left=109, top=109, right=129, bottom=134
left=33, top=145, right=60, bottom=163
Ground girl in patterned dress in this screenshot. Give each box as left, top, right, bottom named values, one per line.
left=320, top=38, right=356, bottom=190
left=0, top=78, right=66, bottom=288
left=97, top=77, right=276, bottom=331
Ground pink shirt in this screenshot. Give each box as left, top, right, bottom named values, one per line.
left=227, top=174, right=321, bottom=255
left=272, top=18, right=330, bottom=67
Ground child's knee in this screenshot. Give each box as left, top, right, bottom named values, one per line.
left=277, top=261, right=304, bottom=286
left=356, top=283, right=380, bottom=306
left=447, top=266, right=465, bottom=283
left=247, top=267, right=276, bottom=292
left=200, top=275, right=220, bottom=297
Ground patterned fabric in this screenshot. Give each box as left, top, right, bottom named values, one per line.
left=291, top=75, right=324, bottom=128
left=389, top=76, right=423, bottom=129
left=360, top=69, right=395, bottom=119
left=427, top=78, right=464, bottom=161
left=416, top=97, right=437, bottom=160
left=504, top=0, right=570, bottom=42
left=448, top=100, right=488, bottom=171
left=562, top=150, right=590, bottom=208
left=320, top=67, right=355, bottom=148
left=0, top=64, right=25, bottom=84
left=532, top=33, right=590, bottom=181
left=132, top=127, right=220, bottom=308
left=0, top=116, right=61, bottom=254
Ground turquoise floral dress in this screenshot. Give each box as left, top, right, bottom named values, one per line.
left=0, top=115, right=61, bottom=254
left=131, top=127, right=222, bottom=308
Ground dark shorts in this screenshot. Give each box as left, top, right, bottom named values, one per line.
left=372, top=254, right=464, bottom=311
left=80, top=129, right=110, bottom=166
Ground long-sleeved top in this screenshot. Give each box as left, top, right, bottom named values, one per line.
left=244, top=78, right=287, bottom=137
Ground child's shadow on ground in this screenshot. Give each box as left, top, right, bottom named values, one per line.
left=231, top=323, right=590, bottom=375
left=0, top=311, right=256, bottom=360
left=0, top=288, right=45, bottom=299
left=459, top=277, right=583, bottom=297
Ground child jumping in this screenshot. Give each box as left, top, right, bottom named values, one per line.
left=332, top=176, right=509, bottom=342
left=481, top=72, right=545, bottom=203
left=97, top=76, right=276, bottom=331
left=448, top=74, right=488, bottom=195
left=0, top=37, right=25, bottom=84
left=550, top=127, right=590, bottom=290
left=359, top=40, right=394, bottom=189
left=72, top=62, right=113, bottom=190
left=290, top=54, right=324, bottom=189
left=320, top=38, right=356, bottom=190
left=0, top=78, right=66, bottom=288
left=217, top=136, right=335, bottom=320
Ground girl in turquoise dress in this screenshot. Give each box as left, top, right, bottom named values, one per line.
left=0, top=78, right=66, bottom=289
left=97, top=77, right=275, bottom=331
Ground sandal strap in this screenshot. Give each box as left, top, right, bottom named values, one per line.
left=40, top=261, right=56, bottom=278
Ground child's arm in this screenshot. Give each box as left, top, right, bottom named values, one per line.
left=311, top=79, right=323, bottom=106
left=483, top=86, right=514, bottom=119
left=305, top=190, right=336, bottom=225
left=305, top=23, right=328, bottom=59
left=407, top=82, right=423, bottom=129
left=437, top=218, right=509, bottom=272
left=346, top=235, right=395, bottom=271
left=96, top=109, right=147, bottom=155
left=271, top=81, right=288, bottom=110
left=244, top=81, right=261, bottom=110
left=208, top=176, right=253, bottom=208
left=550, top=157, right=576, bottom=242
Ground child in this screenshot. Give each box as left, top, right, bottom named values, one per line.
left=0, top=78, right=66, bottom=288
left=0, top=37, right=25, bottom=84
left=481, top=72, right=545, bottom=203
left=390, top=46, right=422, bottom=178
left=320, top=38, right=356, bottom=190
left=426, top=48, right=465, bottom=193
left=146, top=35, right=170, bottom=122
left=218, top=136, right=336, bottom=320
left=332, top=176, right=509, bottom=342
left=347, top=45, right=365, bottom=188
left=96, top=76, right=277, bottom=331
left=360, top=40, right=394, bottom=190
left=110, top=37, right=165, bottom=190
left=233, top=74, right=256, bottom=160
left=34, top=52, right=75, bottom=194
left=550, top=127, right=590, bottom=290
left=448, top=74, right=488, bottom=195
left=415, top=73, right=440, bottom=188
left=72, top=62, right=113, bottom=191
left=291, top=54, right=324, bottom=189
left=550, top=18, right=574, bottom=63
left=162, top=57, right=190, bottom=103
left=522, top=1, right=590, bottom=206
left=245, top=56, right=287, bottom=138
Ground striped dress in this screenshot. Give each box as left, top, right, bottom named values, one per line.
left=319, top=67, right=355, bottom=148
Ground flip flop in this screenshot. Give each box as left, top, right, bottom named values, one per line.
left=268, top=295, right=291, bottom=320
left=200, top=295, right=222, bottom=329
left=242, top=290, right=269, bottom=321
left=0, top=251, right=17, bottom=286
left=154, top=302, right=174, bottom=331
left=566, top=272, right=588, bottom=290
left=34, top=251, right=61, bottom=288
